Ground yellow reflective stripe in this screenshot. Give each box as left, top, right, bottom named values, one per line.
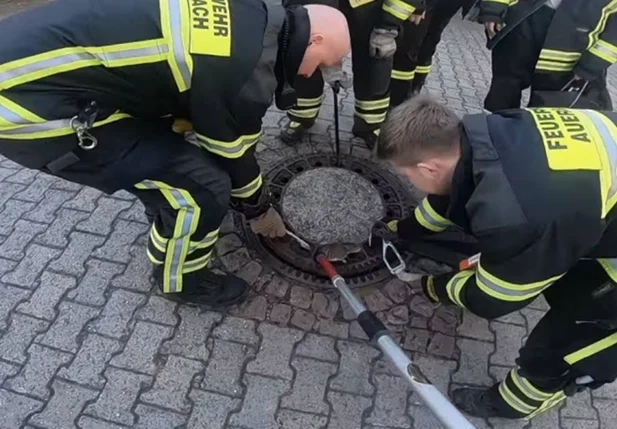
left=578, top=110, right=617, bottom=217
left=150, top=225, right=168, bottom=252
left=231, top=174, right=263, bottom=199
left=147, top=248, right=164, bottom=265
left=183, top=250, right=213, bottom=273
left=296, top=95, right=323, bottom=107
left=0, top=40, right=169, bottom=90
left=391, top=69, right=415, bottom=80
left=476, top=263, right=562, bottom=302
left=289, top=107, right=320, bottom=119
left=134, top=180, right=201, bottom=293
left=383, top=0, right=416, bottom=20
left=484, top=0, right=512, bottom=4
left=160, top=0, right=194, bottom=92
left=564, top=331, right=617, bottom=365
left=355, top=97, right=390, bottom=110
left=415, top=65, right=431, bottom=74
left=535, top=60, right=574, bottom=72
left=413, top=198, right=452, bottom=232
left=196, top=132, right=260, bottom=159
left=386, top=220, right=398, bottom=232
left=424, top=276, right=439, bottom=302
left=0, top=95, right=45, bottom=126
left=445, top=270, right=473, bottom=308
left=524, top=392, right=567, bottom=421
left=189, top=229, right=219, bottom=252
left=590, top=39, right=617, bottom=64
left=498, top=382, right=536, bottom=414
left=538, top=49, right=581, bottom=61
left=598, top=258, right=617, bottom=283
left=585, top=1, right=617, bottom=52
left=510, top=369, right=553, bottom=402
left=354, top=111, right=387, bottom=124
left=0, top=111, right=132, bottom=140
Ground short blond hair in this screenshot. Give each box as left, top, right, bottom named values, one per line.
left=377, top=97, right=462, bottom=165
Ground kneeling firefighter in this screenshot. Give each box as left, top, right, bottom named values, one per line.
left=280, top=0, right=423, bottom=149
left=481, top=0, right=615, bottom=111
left=376, top=97, right=617, bottom=420
left=0, top=0, right=350, bottom=307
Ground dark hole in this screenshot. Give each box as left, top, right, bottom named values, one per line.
left=371, top=179, right=379, bottom=185
left=296, top=166, right=304, bottom=172
left=315, top=161, right=323, bottom=167
left=386, top=210, right=393, bottom=217
left=281, top=178, right=289, bottom=184
left=354, top=168, right=363, bottom=174
left=383, top=193, right=391, bottom=200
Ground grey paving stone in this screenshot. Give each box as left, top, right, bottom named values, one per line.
left=457, top=311, right=494, bottom=341
left=402, top=328, right=430, bottom=354
left=0, top=389, right=44, bottom=429
left=16, top=271, right=76, bottom=320
left=235, top=260, right=263, bottom=286
left=592, top=399, right=617, bottom=429
left=25, top=189, right=75, bottom=223
left=77, top=417, right=128, bottom=429
left=0, top=183, right=26, bottom=212
left=134, top=404, right=187, bottom=429
left=365, top=289, right=394, bottom=313
left=528, top=295, right=550, bottom=312
left=49, top=231, right=106, bottom=276
left=277, top=409, right=328, bottom=429
left=87, top=289, right=147, bottom=338
left=219, top=247, right=251, bottom=273
left=295, top=333, right=339, bottom=362
left=409, top=356, right=456, bottom=404
left=201, top=339, right=255, bottom=397
left=490, top=322, right=527, bottom=366
left=487, top=416, right=530, bottom=429
left=29, top=379, right=98, bottom=429
left=386, top=305, right=409, bottom=326
left=119, top=200, right=148, bottom=224
left=140, top=355, right=203, bottom=413
left=212, top=316, right=259, bottom=345
left=76, top=197, right=131, bottom=235
left=0, top=283, right=30, bottom=330
left=408, top=294, right=437, bottom=318
left=57, top=333, right=122, bottom=388
left=5, top=343, right=72, bottom=400
left=161, top=308, right=221, bottom=360
left=452, top=338, right=494, bottom=387
left=135, top=295, right=178, bottom=326
left=311, top=292, right=338, bottom=319
left=528, top=407, right=560, bottom=429
left=110, top=320, right=173, bottom=374
left=110, top=245, right=153, bottom=292
left=85, top=367, right=151, bottom=426
left=94, top=220, right=148, bottom=263
left=366, top=373, right=412, bottom=428
left=235, top=295, right=268, bottom=321
left=593, top=381, right=617, bottom=400
left=0, top=166, right=20, bottom=181
left=289, top=286, right=313, bottom=309
left=0, top=313, right=48, bottom=364
left=1, top=244, right=62, bottom=288
left=429, top=306, right=459, bottom=335
left=229, top=374, right=290, bottom=429
left=246, top=323, right=303, bottom=380
left=0, top=360, right=20, bottom=385
left=0, top=199, right=36, bottom=235
left=269, top=303, right=292, bottom=324
left=427, top=332, right=457, bottom=359
left=14, top=175, right=56, bottom=202
left=291, top=308, right=316, bottom=331
left=520, top=308, right=546, bottom=333
left=383, top=278, right=411, bottom=304
left=408, top=404, right=467, bottom=429
left=330, top=340, right=379, bottom=396
left=561, top=419, right=599, bottom=429
left=0, top=219, right=47, bottom=260
left=317, top=319, right=349, bottom=339
left=265, top=276, right=290, bottom=299
left=219, top=212, right=235, bottom=234
left=68, top=259, right=125, bottom=306
left=4, top=168, right=36, bottom=184
left=495, top=311, right=526, bottom=326
left=37, top=301, right=100, bottom=352
left=327, top=391, right=372, bottom=429
left=281, top=357, right=336, bottom=414
left=561, top=390, right=598, bottom=420
left=35, top=208, right=90, bottom=248
left=187, top=389, right=240, bottom=429
left=350, top=320, right=369, bottom=340
left=214, top=234, right=242, bottom=256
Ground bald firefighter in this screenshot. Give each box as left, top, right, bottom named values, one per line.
left=0, top=0, right=350, bottom=307
left=376, top=97, right=617, bottom=420
left=481, top=0, right=614, bottom=111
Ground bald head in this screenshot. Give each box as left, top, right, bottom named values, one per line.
left=297, top=4, right=351, bottom=77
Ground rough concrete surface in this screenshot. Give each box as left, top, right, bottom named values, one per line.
left=0, top=1, right=616, bottom=428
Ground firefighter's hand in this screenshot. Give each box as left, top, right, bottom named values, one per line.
left=369, top=28, right=398, bottom=59
left=320, top=64, right=352, bottom=90
left=368, top=219, right=399, bottom=250
left=249, top=207, right=287, bottom=239
left=409, top=11, right=425, bottom=25
left=484, top=21, right=504, bottom=38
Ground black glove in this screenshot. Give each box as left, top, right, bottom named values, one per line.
left=368, top=219, right=399, bottom=249
left=231, top=187, right=272, bottom=220
left=421, top=275, right=440, bottom=303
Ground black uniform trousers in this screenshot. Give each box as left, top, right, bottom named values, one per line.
left=26, top=118, right=231, bottom=294
left=485, top=6, right=612, bottom=112
left=390, top=1, right=461, bottom=107
left=288, top=0, right=392, bottom=138
left=485, top=260, right=617, bottom=419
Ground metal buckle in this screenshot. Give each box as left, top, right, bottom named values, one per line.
left=382, top=239, right=406, bottom=275
left=70, top=116, right=98, bottom=150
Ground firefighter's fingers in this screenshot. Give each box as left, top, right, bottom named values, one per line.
left=485, top=22, right=496, bottom=38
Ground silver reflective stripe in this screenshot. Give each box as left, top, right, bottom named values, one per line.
left=581, top=110, right=617, bottom=203
left=167, top=188, right=194, bottom=293
left=477, top=269, right=551, bottom=299
left=0, top=45, right=169, bottom=87
left=511, top=370, right=551, bottom=401
left=446, top=273, right=468, bottom=307
left=0, top=103, right=29, bottom=124
left=593, top=42, right=617, bottom=61
left=417, top=202, right=449, bottom=230
left=167, top=0, right=192, bottom=89
left=0, top=118, right=72, bottom=135
left=197, top=135, right=259, bottom=157
left=383, top=0, right=413, bottom=17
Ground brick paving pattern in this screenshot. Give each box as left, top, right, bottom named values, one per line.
left=1, top=1, right=617, bottom=428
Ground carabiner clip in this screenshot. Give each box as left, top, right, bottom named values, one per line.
left=70, top=116, right=98, bottom=150
left=382, top=239, right=406, bottom=275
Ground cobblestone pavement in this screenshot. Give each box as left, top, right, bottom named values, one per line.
left=1, top=1, right=617, bottom=428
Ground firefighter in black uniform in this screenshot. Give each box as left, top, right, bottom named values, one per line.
left=0, top=0, right=351, bottom=307
left=280, top=0, right=424, bottom=148
left=481, top=0, right=615, bottom=112
left=376, top=97, right=617, bottom=420
left=390, top=0, right=476, bottom=107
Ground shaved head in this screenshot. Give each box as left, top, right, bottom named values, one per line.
left=298, top=4, right=350, bottom=77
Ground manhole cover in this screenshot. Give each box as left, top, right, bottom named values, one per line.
left=235, top=153, right=415, bottom=288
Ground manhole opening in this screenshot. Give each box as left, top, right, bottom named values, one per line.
left=235, top=153, right=415, bottom=288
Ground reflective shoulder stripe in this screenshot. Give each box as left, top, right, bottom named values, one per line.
left=445, top=270, right=473, bottom=308
left=382, top=0, right=415, bottom=20
left=564, top=331, right=617, bottom=365
left=476, top=263, right=562, bottom=302
left=231, top=174, right=263, bottom=199
left=0, top=40, right=169, bottom=91
left=196, top=132, right=260, bottom=159
left=413, top=198, right=452, bottom=233
left=160, top=0, right=193, bottom=92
